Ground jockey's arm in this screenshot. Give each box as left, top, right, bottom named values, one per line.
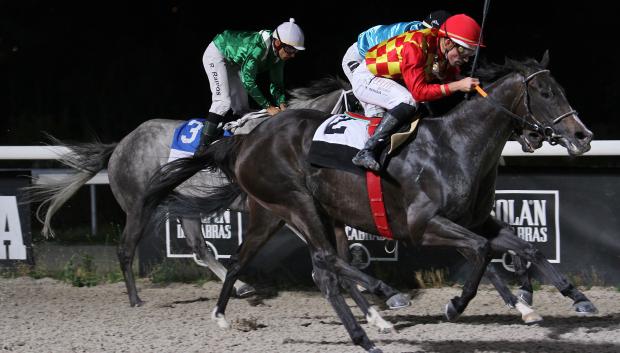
left=269, top=62, right=287, bottom=108
left=240, top=52, right=272, bottom=109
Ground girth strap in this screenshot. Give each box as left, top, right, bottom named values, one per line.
left=366, top=118, right=393, bottom=239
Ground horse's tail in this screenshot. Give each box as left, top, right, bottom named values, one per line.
left=141, top=135, right=245, bottom=233
left=23, top=136, right=117, bottom=238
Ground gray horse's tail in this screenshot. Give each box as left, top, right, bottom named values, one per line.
left=23, top=136, right=117, bottom=238
left=142, top=135, right=245, bottom=233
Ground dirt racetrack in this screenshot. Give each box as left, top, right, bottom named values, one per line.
left=1, top=277, right=619, bottom=353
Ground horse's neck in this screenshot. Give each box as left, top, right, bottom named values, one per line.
left=440, top=74, right=522, bottom=168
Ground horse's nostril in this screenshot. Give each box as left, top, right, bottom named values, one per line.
left=575, top=131, right=588, bottom=140
left=528, top=132, right=540, bottom=138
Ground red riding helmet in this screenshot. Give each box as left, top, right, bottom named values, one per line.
left=439, top=14, right=485, bottom=49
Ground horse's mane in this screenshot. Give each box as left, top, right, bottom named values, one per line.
left=421, top=57, right=546, bottom=120
left=288, top=77, right=351, bottom=102
left=475, top=57, right=545, bottom=85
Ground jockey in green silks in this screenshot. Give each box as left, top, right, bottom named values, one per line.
left=198, top=18, right=305, bottom=152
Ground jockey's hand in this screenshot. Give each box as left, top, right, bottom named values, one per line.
left=266, top=106, right=281, bottom=116
left=450, top=77, right=480, bottom=93
left=279, top=103, right=287, bottom=111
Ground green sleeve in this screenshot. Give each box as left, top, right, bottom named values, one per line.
left=240, top=49, right=271, bottom=108
left=269, top=62, right=287, bottom=105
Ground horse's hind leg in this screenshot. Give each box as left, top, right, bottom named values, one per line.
left=180, top=217, right=255, bottom=297
left=332, top=222, right=394, bottom=333
left=117, top=213, right=144, bottom=307
left=420, top=215, right=491, bottom=321
left=287, top=204, right=380, bottom=352
left=212, top=199, right=284, bottom=328
left=311, top=252, right=381, bottom=352
left=334, top=221, right=409, bottom=310
left=489, top=227, right=598, bottom=315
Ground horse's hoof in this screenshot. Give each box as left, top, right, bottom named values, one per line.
left=517, top=289, right=533, bottom=306
left=444, top=299, right=461, bottom=321
left=368, top=346, right=383, bottom=353
left=386, top=293, right=410, bottom=309
left=366, top=306, right=394, bottom=334
left=523, top=312, right=544, bottom=325
left=130, top=299, right=145, bottom=307
left=574, top=300, right=598, bottom=316
left=515, top=301, right=543, bottom=324
left=235, top=284, right=256, bottom=298
left=211, top=307, right=230, bottom=329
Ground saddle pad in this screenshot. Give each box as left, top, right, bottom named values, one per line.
left=168, top=118, right=205, bottom=162
left=308, top=112, right=375, bottom=175
left=308, top=111, right=419, bottom=174
left=167, top=111, right=271, bottom=163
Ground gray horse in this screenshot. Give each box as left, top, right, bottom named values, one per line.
left=26, top=78, right=352, bottom=307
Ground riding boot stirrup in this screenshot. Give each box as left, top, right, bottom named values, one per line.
left=352, top=111, right=404, bottom=171
left=196, top=118, right=222, bottom=155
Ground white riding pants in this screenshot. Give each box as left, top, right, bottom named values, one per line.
left=350, top=60, right=417, bottom=117
left=203, top=41, right=250, bottom=116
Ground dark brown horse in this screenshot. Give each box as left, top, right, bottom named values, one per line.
left=143, top=55, right=596, bottom=352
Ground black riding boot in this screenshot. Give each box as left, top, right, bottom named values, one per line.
left=196, top=112, right=224, bottom=155
left=352, top=103, right=416, bottom=171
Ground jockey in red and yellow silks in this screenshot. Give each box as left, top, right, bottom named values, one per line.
left=351, top=14, right=484, bottom=171
left=365, top=28, right=460, bottom=102
left=340, top=10, right=452, bottom=117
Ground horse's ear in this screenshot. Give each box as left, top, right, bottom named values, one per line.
left=540, top=50, right=550, bottom=68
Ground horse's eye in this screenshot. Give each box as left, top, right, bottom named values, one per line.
left=540, top=90, right=553, bottom=99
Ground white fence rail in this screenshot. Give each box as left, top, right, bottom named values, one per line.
left=2, top=141, right=620, bottom=163
left=1, top=141, right=619, bottom=186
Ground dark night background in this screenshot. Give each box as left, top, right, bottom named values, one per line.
left=1, top=1, right=618, bottom=145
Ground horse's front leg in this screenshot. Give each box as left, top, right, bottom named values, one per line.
left=489, top=221, right=598, bottom=316
left=512, top=253, right=534, bottom=306
left=420, top=215, right=491, bottom=321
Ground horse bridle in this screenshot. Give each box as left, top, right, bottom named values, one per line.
left=482, top=69, right=578, bottom=145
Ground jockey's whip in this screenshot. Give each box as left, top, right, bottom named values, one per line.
left=466, top=0, right=491, bottom=100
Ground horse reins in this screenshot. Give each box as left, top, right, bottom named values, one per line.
left=474, top=69, right=577, bottom=145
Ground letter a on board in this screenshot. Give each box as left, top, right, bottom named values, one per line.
left=0, top=196, right=27, bottom=260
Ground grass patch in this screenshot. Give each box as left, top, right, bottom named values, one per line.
left=567, top=267, right=606, bottom=289
left=414, top=268, right=450, bottom=288
left=1, top=251, right=125, bottom=286
left=61, top=253, right=100, bottom=287
left=148, top=259, right=217, bottom=284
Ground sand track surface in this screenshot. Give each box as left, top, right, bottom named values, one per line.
left=1, top=277, right=619, bottom=353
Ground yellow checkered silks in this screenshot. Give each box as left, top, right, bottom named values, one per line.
left=365, top=28, right=437, bottom=80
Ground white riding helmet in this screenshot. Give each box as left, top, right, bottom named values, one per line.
left=273, top=18, right=305, bottom=50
